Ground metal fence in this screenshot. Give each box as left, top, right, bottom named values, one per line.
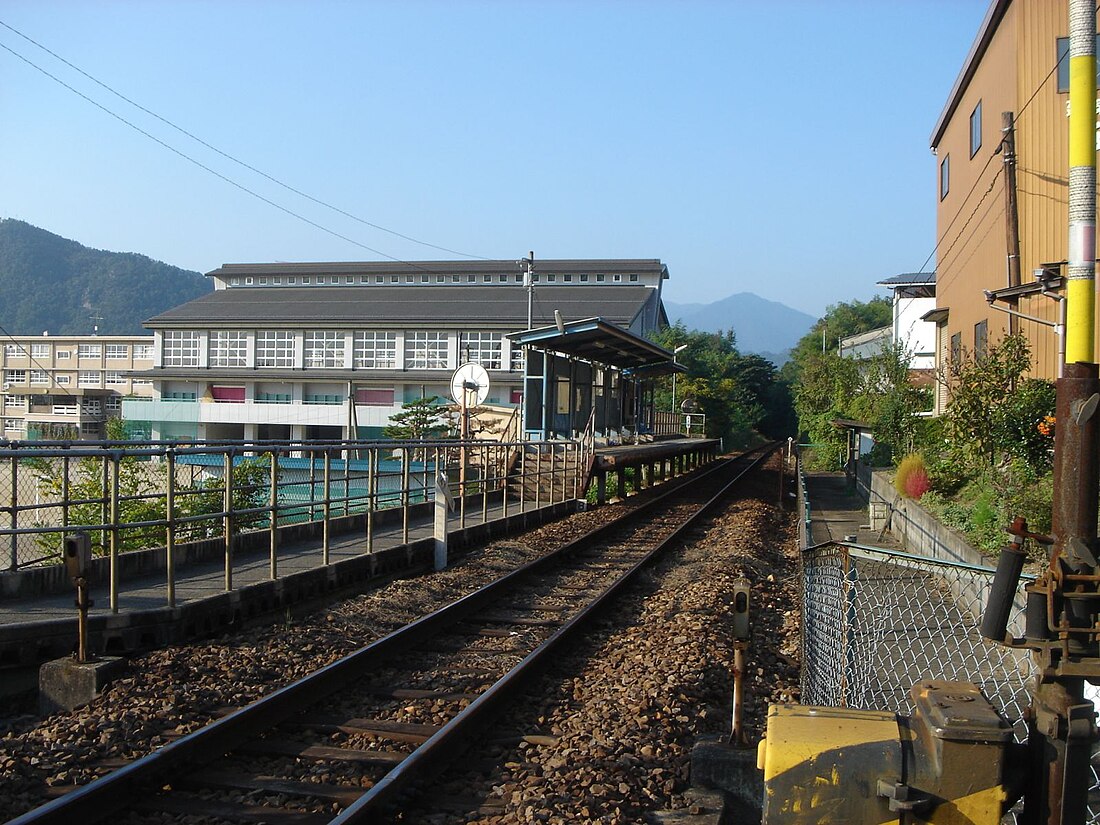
left=1, top=436, right=594, bottom=605
left=799, top=463, right=1100, bottom=822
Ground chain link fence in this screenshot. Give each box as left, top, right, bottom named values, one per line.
left=800, top=513, right=1100, bottom=821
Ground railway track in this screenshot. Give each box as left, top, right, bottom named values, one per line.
left=9, top=444, right=778, bottom=825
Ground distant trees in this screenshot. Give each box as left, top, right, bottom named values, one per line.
left=652, top=324, right=795, bottom=447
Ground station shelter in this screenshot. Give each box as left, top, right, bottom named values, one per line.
left=507, top=318, right=685, bottom=442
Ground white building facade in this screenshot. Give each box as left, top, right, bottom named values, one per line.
left=124, top=259, right=669, bottom=442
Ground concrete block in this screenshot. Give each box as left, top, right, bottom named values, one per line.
left=691, top=735, right=763, bottom=820
left=39, top=655, right=126, bottom=716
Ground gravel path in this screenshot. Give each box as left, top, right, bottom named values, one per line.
left=0, top=458, right=800, bottom=824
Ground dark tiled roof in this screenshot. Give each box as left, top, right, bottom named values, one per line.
left=146, top=285, right=657, bottom=328
left=206, top=259, right=668, bottom=278
left=877, top=271, right=936, bottom=286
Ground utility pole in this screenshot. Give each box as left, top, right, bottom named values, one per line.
left=1002, top=111, right=1022, bottom=334
left=1024, top=4, right=1099, bottom=823
left=523, top=251, right=535, bottom=330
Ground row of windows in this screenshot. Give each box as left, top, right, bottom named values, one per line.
left=163, top=331, right=518, bottom=371
left=3, top=370, right=136, bottom=387
left=2, top=343, right=153, bottom=360
left=195, top=386, right=524, bottom=407
left=226, top=273, right=641, bottom=287
left=2, top=396, right=122, bottom=413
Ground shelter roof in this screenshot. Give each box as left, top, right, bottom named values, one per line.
left=507, top=318, right=684, bottom=374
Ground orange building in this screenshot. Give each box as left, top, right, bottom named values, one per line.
left=930, top=0, right=1091, bottom=402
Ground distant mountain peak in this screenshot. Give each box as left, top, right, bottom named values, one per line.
left=663, top=292, right=816, bottom=361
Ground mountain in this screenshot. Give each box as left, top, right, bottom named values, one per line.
left=0, top=219, right=211, bottom=335
left=664, top=293, right=817, bottom=363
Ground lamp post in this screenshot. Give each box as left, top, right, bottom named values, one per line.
left=671, top=344, right=687, bottom=432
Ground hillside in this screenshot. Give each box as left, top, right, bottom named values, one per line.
left=0, top=219, right=210, bottom=335
left=664, top=292, right=817, bottom=363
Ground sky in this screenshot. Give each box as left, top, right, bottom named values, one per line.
left=0, top=0, right=990, bottom=318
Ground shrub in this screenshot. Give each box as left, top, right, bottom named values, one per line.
left=895, top=453, right=930, bottom=500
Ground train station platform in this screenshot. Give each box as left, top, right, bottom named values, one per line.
left=803, top=471, right=902, bottom=550
left=0, top=495, right=576, bottom=677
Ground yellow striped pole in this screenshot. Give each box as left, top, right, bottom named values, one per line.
left=1067, top=0, right=1096, bottom=364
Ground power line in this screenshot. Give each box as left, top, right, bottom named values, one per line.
left=0, top=32, right=490, bottom=272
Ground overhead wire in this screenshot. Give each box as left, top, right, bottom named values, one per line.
left=0, top=31, right=496, bottom=275
left=0, top=19, right=489, bottom=263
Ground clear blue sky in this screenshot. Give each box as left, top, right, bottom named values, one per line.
left=0, top=1, right=988, bottom=318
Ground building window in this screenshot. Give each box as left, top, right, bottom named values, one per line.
left=940, top=154, right=950, bottom=200
left=55, top=375, right=71, bottom=386
left=3, top=395, right=26, bottom=409
left=132, top=378, right=152, bottom=386
left=974, top=320, right=988, bottom=360
left=3, top=370, right=26, bottom=385
left=105, top=371, right=126, bottom=385
left=162, top=331, right=200, bottom=367
left=460, top=332, right=503, bottom=370
left=1057, top=35, right=1100, bottom=93
left=134, top=344, right=154, bottom=360
left=629, top=273, right=639, bottom=282
left=405, top=331, right=449, bottom=369
left=580, top=274, right=589, bottom=282
left=30, top=370, right=48, bottom=385
left=596, top=274, right=605, bottom=282
left=255, top=391, right=291, bottom=403
left=304, top=393, right=343, bottom=405
left=510, top=345, right=525, bottom=372
left=209, top=331, right=248, bottom=367
left=4, top=418, right=25, bottom=433
left=256, top=331, right=295, bottom=368
left=81, top=398, right=101, bottom=415
left=304, top=331, right=345, bottom=368
left=78, top=344, right=101, bottom=359
left=353, top=332, right=397, bottom=368
left=950, top=332, right=962, bottom=367
left=355, top=388, right=395, bottom=405
left=969, top=101, right=982, bottom=157
left=105, top=344, right=129, bottom=359
left=4, top=344, right=27, bottom=358
left=56, top=349, right=70, bottom=359
left=105, top=396, right=121, bottom=412
left=31, top=344, right=49, bottom=358
left=78, top=371, right=102, bottom=387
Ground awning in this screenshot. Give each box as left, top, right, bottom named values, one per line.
left=507, top=317, right=683, bottom=374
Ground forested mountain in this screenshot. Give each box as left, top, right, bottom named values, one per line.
left=0, top=219, right=210, bottom=335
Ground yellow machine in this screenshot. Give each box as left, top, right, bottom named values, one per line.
left=758, top=681, right=1021, bottom=825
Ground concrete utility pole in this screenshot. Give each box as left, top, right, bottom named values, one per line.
left=523, top=251, right=535, bottom=330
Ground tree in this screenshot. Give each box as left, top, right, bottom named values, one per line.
left=651, top=324, right=793, bottom=446
left=783, top=296, right=892, bottom=385
left=383, top=396, right=453, bottom=441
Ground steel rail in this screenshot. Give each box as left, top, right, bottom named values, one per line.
left=7, top=443, right=774, bottom=825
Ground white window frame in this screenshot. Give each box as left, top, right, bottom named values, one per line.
left=404, top=332, right=449, bottom=370
left=55, top=374, right=71, bottom=386
left=255, top=331, right=295, bottom=368
left=460, top=332, right=503, bottom=370
left=105, top=371, right=126, bottom=386
left=162, top=331, right=200, bottom=367
left=134, top=344, right=154, bottom=360
left=304, top=331, right=345, bottom=368
left=3, top=369, right=26, bottom=385
left=208, top=331, right=248, bottom=367
left=105, top=344, right=129, bottom=359
left=56, top=349, right=71, bottom=359
left=353, top=332, right=398, bottom=369
left=30, top=370, right=49, bottom=386
left=77, top=344, right=102, bottom=359
left=31, top=344, right=50, bottom=359
left=78, top=371, right=102, bottom=387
